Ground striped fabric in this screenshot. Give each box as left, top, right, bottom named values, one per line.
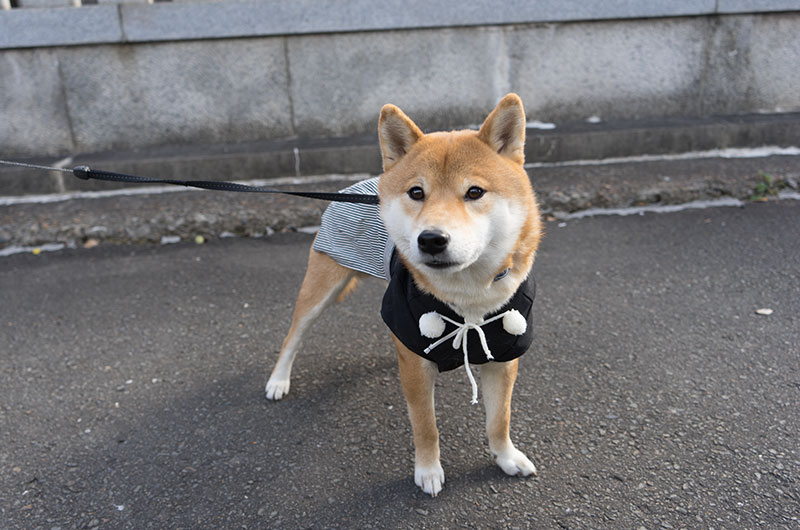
left=312, top=177, right=394, bottom=281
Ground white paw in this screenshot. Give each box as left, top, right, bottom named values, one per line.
left=494, top=447, right=537, bottom=477
left=415, top=462, right=445, bottom=497
left=265, top=377, right=290, bottom=400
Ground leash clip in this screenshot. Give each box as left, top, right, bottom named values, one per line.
left=73, top=165, right=91, bottom=180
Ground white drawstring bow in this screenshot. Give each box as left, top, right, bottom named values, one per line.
left=419, top=310, right=527, bottom=404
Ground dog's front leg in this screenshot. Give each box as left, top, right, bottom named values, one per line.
left=481, top=360, right=537, bottom=477
left=392, top=334, right=445, bottom=497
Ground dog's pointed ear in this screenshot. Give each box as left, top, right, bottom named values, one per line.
left=478, top=93, right=526, bottom=165
left=379, top=104, right=424, bottom=171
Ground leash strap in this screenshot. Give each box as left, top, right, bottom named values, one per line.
left=0, top=159, right=380, bottom=205
left=72, top=166, right=380, bottom=204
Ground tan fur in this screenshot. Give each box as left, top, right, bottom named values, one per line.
left=393, top=335, right=441, bottom=469
left=267, top=94, right=541, bottom=495
left=482, top=359, right=518, bottom=452
left=335, top=276, right=361, bottom=303
left=265, top=246, right=363, bottom=400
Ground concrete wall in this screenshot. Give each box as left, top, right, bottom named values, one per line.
left=1, top=0, right=800, bottom=158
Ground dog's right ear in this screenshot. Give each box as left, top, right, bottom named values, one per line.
left=379, top=105, right=424, bottom=172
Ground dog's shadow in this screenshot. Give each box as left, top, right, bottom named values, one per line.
left=299, top=457, right=539, bottom=525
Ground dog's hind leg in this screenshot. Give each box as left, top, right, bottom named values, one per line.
left=481, top=360, right=537, bottom=477
left=393, top=334, right=445, bottom=497
left=266, top=247, right=360, bottom=400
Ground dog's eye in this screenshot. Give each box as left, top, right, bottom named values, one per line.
left=407, top=186, right=425, bottom=201
left=465, top=186, right=485, bottom=200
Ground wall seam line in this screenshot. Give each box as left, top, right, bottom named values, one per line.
left=55, top=51, right=77, bottom=157
left=283, top=36, right=297, bottom=137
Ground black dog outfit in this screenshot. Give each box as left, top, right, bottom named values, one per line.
left=381, top=253, right=536, bottom=371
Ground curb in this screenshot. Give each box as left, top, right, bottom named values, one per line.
left=2, top=112, right=800, bottom=197
left=2, top=154, right=799, bottom=251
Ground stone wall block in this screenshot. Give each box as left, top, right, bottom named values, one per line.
left=0, top=48, right=74, bottom=156
left=288, top=27, right=507, bottom=137
left=57, top=38, right=294, bottom=153
left=749, top=13, right=800, bottom=113
left=509, top=19, right=708, bottom=122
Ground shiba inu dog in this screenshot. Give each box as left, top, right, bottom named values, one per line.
left=266, top=94, right=542, bottom=496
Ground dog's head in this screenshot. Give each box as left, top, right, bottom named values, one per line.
left=377, top=94, right=542, bottom=292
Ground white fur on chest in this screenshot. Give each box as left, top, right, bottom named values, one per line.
left=420, top=262, right=527, bottom=323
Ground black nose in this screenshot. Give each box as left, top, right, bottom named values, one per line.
left=417, top=230, right=450, bottom=255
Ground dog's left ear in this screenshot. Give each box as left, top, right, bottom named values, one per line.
left=478, top=93, right=526, bottom=165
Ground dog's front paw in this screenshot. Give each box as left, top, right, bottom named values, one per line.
left=265, top=377, right=290, bottom=400
left=494, top=447, right=537, bottom=477
left=415, top=462, right=445, bottom=497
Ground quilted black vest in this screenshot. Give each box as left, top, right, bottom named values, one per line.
left=380, top=253, right=536, bottom=372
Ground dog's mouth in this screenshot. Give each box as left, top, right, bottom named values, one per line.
left=424, top=260, right=459, bottom=270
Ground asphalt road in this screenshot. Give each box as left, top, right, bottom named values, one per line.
left=1, top=200, right=798, bottom=529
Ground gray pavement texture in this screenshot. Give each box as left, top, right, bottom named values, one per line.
left=1, top=200, right=799, bottom=528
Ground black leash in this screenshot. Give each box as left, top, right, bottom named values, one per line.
left=0, top=160, right=380, bottom=205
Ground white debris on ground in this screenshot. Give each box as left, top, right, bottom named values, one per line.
left=526, top=120, right=557, bottom=130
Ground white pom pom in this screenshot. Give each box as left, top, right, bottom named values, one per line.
left=419, top=311, right=446, bottom=338
left=502, top=309, right=527, bottom=335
